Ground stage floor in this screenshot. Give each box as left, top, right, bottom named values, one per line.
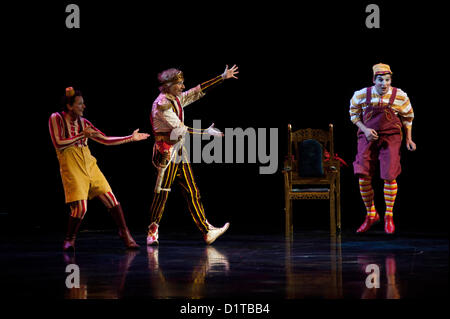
left=0, top=230, right=447, bottom=299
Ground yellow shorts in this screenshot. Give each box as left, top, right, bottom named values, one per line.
left=57, top=146, right=111, bottom=203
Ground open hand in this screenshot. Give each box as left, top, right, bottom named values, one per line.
left=206, top=123, right=224, bottom=137
left=132, top=128, right=150, bottom=141
left=222, top=64, right=239, bottom=80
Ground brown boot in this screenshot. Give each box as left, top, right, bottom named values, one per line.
left=63, top=216, right=83, bottom=252
left=109, top=203, right=140, bottom=249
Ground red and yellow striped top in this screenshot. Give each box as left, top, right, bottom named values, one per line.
left=49, top=112, right=133, bottom=151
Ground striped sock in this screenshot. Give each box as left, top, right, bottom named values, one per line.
left=384, top=180, right=398, bottom=217
left=359, top=177, right=376, bottom=217
left=70, top=200, right=87, bottom=219
left=98, top=191, right=119, bottom=209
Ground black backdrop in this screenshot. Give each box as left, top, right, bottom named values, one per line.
left=2, top=1, right=447, bottom=235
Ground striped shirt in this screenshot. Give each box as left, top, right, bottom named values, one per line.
left=49, top=111, right=133, bottom=151
left=349, top=86, right=414, bottom=128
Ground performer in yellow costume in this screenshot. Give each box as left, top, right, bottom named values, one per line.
left=49, top=87, right=150, bottom=251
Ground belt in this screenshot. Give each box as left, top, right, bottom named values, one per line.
left=154, top=132, right=171, bottom=137
left=154, top=132, right=178, bottom=145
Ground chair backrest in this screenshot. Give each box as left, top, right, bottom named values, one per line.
left=298, top=139, right=324, bottom=177
left=287, top=124, right=334, bottom=180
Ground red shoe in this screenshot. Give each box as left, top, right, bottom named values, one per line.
left=356, top=213, right=380, bottom=233
left=384, top=215, right=395, bottom=234
left=63, top=216, right=82, bottom=252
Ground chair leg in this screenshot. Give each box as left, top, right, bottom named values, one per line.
left=336, top=185, right=341, bottom=233
left=330, top=192, right=336, bottom=236
left=289, top=200, right=293, bottom=239
left=285, top=198, right=293, bottom=240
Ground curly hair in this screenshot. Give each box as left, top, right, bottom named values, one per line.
left=158, top=68, right=183, bottom=93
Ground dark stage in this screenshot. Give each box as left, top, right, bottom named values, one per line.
left=0, top=229, right=447, bottom=300
left=1, top=0, right=448, bottom=313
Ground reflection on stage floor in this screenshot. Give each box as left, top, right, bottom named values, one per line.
left=0, top=230, right=447, bottom=299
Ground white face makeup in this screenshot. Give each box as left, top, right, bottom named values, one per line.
left=373, top=74, right=392, bottom=96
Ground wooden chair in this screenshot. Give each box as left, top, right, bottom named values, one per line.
left=283, top=124, right=341, bottom=239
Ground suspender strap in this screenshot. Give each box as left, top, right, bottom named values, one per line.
left=366, top=86, right=397, bottom=106
left=366, top=87, right=372, bottom=106
left=167, top=100, right=178, bottom=118
left=388, top=87, right=397, bottom=106
left=77, top=117, right=83, bottom=134
left=174, top=97, right=183, bottom=122
left=167, top=98, right=183, bottom=122
left=58, top=112, right=83, bottom=138
left=58, top=112, right=69, bottom=138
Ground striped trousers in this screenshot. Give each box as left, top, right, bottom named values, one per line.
left=149, top=148, right=210, bottom=234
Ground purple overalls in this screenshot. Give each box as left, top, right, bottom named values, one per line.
left=353, top=87, right=403, bottom=181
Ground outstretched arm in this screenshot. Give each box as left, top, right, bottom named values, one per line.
left=180, top=65, right=239, bottom=107
left=200, top=64, right=239, bottom=92
left=84, top=120, right=149, bottom=146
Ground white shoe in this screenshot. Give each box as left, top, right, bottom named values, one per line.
left=204, top=222, right=229, bottom=245
left=147, top=222, right=159, bottom=245
left=205, top=246, right=230, bottom=272
left=147, top=246, right=160, bottom=272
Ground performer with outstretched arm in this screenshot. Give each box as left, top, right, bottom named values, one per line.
left=49, top=87, right=150, bottom=251
left=350, top=63, right=416, bottom=234
left=147, top=65, right=239, bottom=245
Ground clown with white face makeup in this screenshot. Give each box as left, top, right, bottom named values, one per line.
left=147, top=65, right=239, bottom=246
left=349, top=63, right=416, bottom=234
